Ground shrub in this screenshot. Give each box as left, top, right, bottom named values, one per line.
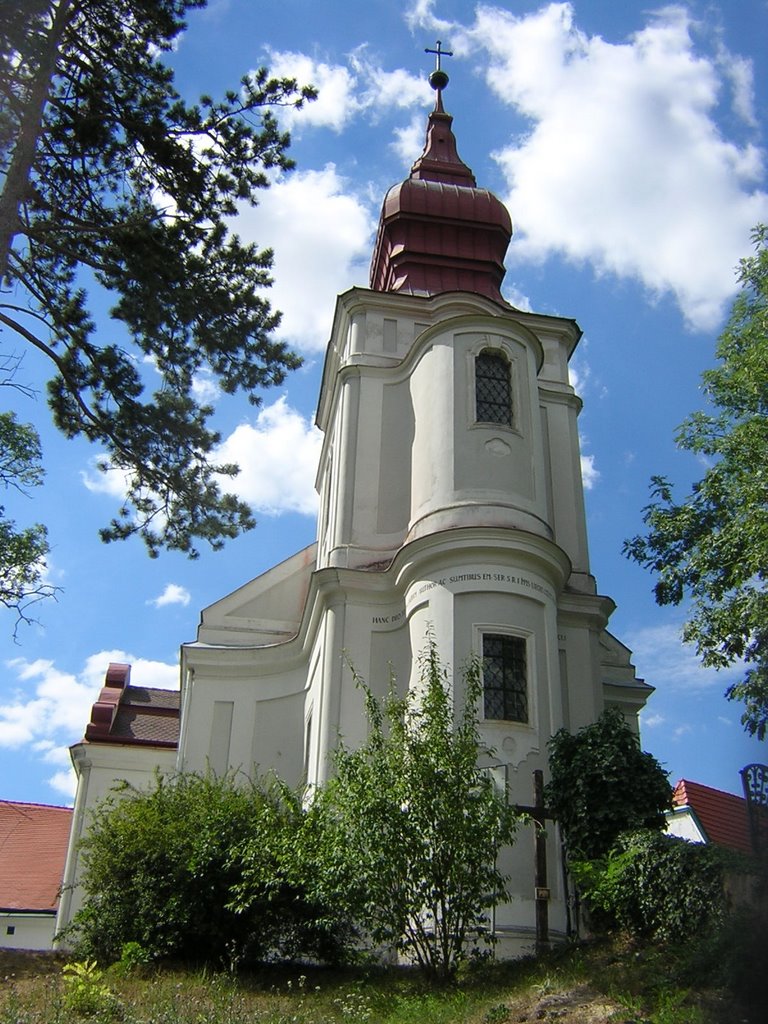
left=572, top=829, right=732, bottom=942
left=70, top=770, right=346, bottom=966
left=306, top=638, right=523, bottom=981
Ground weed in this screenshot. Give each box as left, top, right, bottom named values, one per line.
left=482, top=1003, right=511, bottom=1023
left=62, top=959, right=122, bottom=1019
left=650, top=988, right=705, bottom=1024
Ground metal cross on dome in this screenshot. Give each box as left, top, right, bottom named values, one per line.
left=425, top=40, right=453, bottom=71
left=425, top=40, right=453, bottom=91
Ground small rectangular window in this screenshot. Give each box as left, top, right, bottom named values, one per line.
left=476, top=350, right=512, bottom=425
left=482, top=633, right=528, bottom=722
left=6, top=925, right=15, bottom=935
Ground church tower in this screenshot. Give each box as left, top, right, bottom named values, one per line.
left=171, top=61, right=653, bottom=953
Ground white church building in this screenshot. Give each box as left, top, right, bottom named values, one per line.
left=58, top=71, right=652, bottom=955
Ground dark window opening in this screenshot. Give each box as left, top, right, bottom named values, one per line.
left=482, top=633, right=528, bottom=722
left=476, top=350, right=512, bottom=425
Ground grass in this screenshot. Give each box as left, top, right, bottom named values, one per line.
left=0, top=931, right=760, bottom=1024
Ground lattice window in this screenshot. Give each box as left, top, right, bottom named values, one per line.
left=482, top=633, right=528, bottom=722
left=475, top=349, right=512, bottom=425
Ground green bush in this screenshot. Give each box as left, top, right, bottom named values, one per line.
left=572, top=829, right=732, bottom=942
left=70, top=770, right=349, bottom=966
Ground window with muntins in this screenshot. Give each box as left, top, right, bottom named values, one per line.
left=482, top=633, right=528, bottom=722
left=475, top=349, right=512, bottom=425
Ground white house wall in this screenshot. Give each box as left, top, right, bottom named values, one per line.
left=0, top=913, right=57, bottom=951
left=56, top=742, right=177, bottom=943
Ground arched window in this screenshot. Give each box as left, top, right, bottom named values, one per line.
left=482, top=633, right=528, bottom=723
left=475, top=349, right=512, bottom=425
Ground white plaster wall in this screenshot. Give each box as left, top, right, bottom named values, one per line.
left=178, top=660, right=308, bottom=787
left=0, top=913, right=56, bottom=951
left=56, top=742, right=177, bottom=943
left=665, top=809, right=705, bottom=844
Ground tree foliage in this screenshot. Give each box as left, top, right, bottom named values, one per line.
left=0, top=360, right=57, bottom=627
left=545, top=707, right=672, bottom=862
left=0, top=0, right=314, bottom=559
left=624, top=225, right=768, bottom=738
left=311, top=640, right=523, bottom=981
left=70, top=771, right=346, bottom=966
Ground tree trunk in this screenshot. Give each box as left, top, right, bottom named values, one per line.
left=0, top=0, right=77, bottom=282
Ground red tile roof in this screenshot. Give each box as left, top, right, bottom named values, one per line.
left=85, top=664, right=179, bottom=748
left=0, top=801, right=72, bottom=912
left=672, top=779, right=754, bottom=855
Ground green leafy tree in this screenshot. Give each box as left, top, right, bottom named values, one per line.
left=0, top=358, right=57, bottom=628
left=545, top=707, right=672, bottom=862
left=0, top=0, right=314, bottom=560
left=70, top=771, right=341, bottom=966
left=624, top=225, right=768, bottom=738
left=313, top=639, right=523, bottom=981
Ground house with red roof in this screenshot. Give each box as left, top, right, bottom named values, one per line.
left=0, top=800, right=72, bottom=950
left=666, top=779, right=754, bottom=855
left=55, top=663, right=180, bottom=941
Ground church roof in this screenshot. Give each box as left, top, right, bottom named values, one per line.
left=0, top=801, right=72, bottom=912
left=369, top=78, right=512, bottom=303
left=671, top=778, right=753, bottom=855
left=84, top=663, right=180, bottom=748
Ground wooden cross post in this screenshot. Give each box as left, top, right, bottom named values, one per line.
left=515, top=769, right=556, bottom=952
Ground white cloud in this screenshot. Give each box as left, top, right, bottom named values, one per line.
left=261, top=52, right=360, bottom=132
left=191, top=370, right=221, bottom=404
left=418, top=3, right=768, bottom=331
left=239, top=164, right=375, bottom=352
left=1, top=651, right=178, bottom=799
left=641, top=712, right=665, bottom=728
left=717, top=45, right=757, bottom=126
left=580, top=453, right=599, bottom=490
left=149, top=584, right=191, bottom=609
left=502, top=284, right=533, bottom=312
left=405, top=0, right=454, bottom=34
left=353, top=54, right=433, bottom=112
left=568, top=358, right=588, bottom=396
left=392, top=112, right=426, bottom=167
left=261, top=48, right=430, bottom=137
left=48, top=770, right=78, bottom=800
left=624, top=619, right=743, bottom=693
left=80, top=457, right=132, bottom=499
left=215, top=396, right=322, bottom=516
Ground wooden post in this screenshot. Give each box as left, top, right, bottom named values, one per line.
left=515, top=769, right=552, bottom=952
left=532, top=769, right=549, bottom=951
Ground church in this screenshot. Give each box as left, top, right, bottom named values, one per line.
left=57, top=63, right=652, bottom=955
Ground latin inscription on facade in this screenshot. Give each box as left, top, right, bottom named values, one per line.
left=405, top=567, right=556, bottom=614
left=370, top=608, right=407, bottom=630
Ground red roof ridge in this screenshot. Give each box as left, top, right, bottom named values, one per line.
left=0, top=799, right=71, bottom=812
left=83, top=663, right=180, bottom=748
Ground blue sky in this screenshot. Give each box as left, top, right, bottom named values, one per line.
left=2, top=0, right=767, bottom=804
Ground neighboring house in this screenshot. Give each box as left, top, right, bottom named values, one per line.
left=55, top=664, right=180, bottom=940
left=57, top=71, right=654, bottom=956
left=666, top=779, right=753, bottom=855
left=0, top=800, right=72, bottom=950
